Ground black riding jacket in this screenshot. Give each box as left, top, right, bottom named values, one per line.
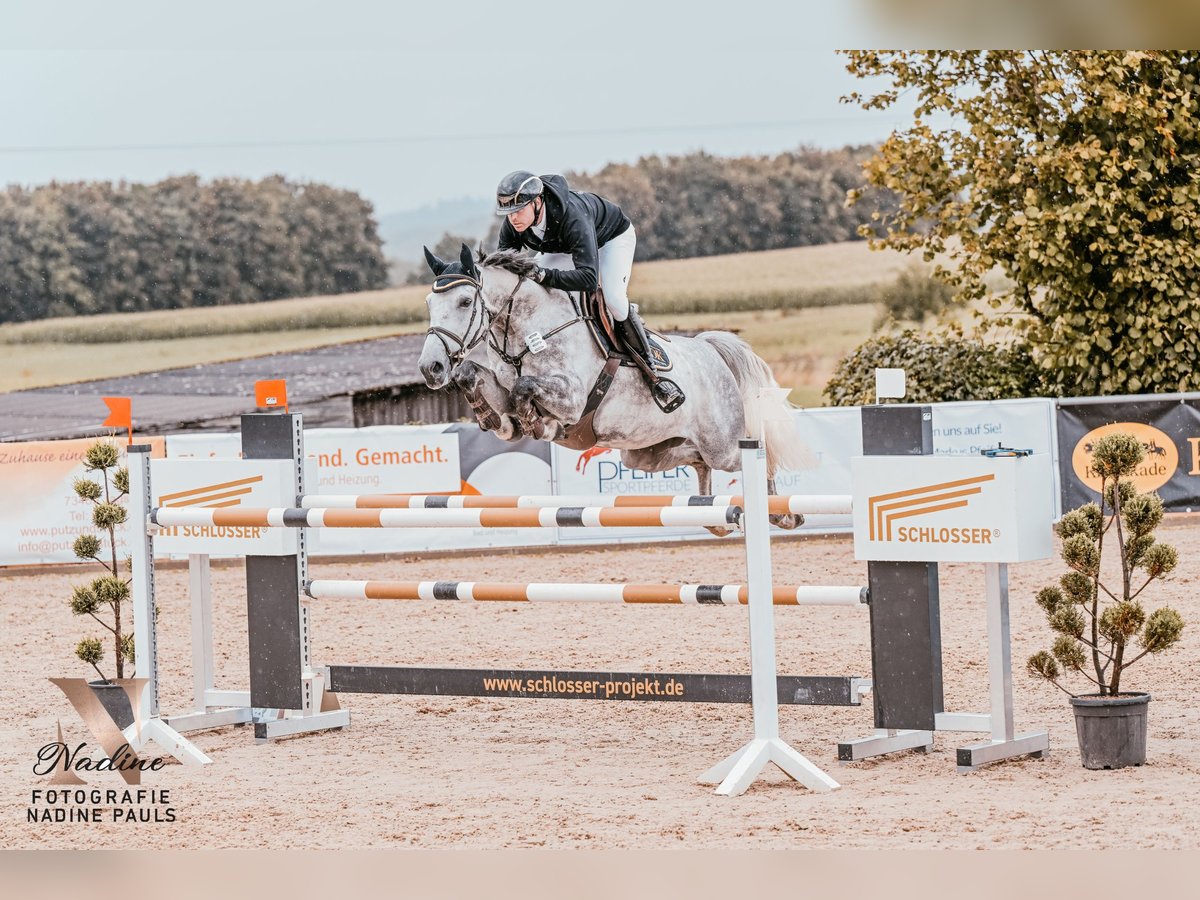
left=497, top=174, right=630, bottom=293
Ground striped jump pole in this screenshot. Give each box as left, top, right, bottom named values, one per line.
left=305, top=580, right=869, bottom=606
left=300, top=493, right=853, bottom=517
left=149, top=504, right=742, bottom=530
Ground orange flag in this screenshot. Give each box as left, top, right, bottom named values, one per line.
left=102, top=396, right=133, bottom=445
left=255, top=379, right=289, bottom=413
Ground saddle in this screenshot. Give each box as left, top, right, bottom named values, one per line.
left=552, top=290, right=676, bottom=452
left=580, top=289, right=672, bottom=371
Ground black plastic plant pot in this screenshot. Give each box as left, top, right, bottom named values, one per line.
left=88, top=680, right=135, bottom=731
left=1069, top=692, right=1150, bottom=770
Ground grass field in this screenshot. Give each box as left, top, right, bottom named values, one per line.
left=0, top=241, right=917, bottom=403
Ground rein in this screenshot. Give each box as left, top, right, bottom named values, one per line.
left=486, top=274, right=583, bottom=376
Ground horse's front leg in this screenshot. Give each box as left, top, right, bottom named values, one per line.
left=511, top=373, right=582, bottom=441
left=452, top=361, right=523, bottom=442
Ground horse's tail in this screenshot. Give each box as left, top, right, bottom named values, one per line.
left=697, top=331, right=816, bottom=475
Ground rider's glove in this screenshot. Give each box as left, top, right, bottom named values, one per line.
left=532, top=266, right=548, bottom=284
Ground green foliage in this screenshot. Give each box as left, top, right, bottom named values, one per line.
left=72, top=534, right=101, bottom=560
left=91, top=575, right=130, bottom=606
left=1061, top=534, right=1100, bottom=576
left=1060, top=571, right=1095, bottom=605
left=1102, top=480, right=1137, bottom=510
left=1026, top=650, right=1059, bottom=680
left=842, top=51, right=1200, bottom=397
left=1027, top=431, right=1186, bottom=696
left=875, top=264, right=955, bottom=327
left=1036, top=585, right=1066, bottom=614
left=93, top=502, right=127, bottom=531
left=75, top=638, right=103, bottom=667
left=67, top=440, right=132, bottom=682
left=570, top=146, right=898, bottom=261
left=1121, top=491, right=1164, bottom=536
left=73, top=477, right=102, bottom=501
left=1091, top=433, right=1145, bottom=479
left=0, top=176, right=388, bottom=325
left=1049, top=605, right=1086, bottom=641
left=1142, top=543, right=1178, bottom=578
left=70, top=583, right=100, bottom=616
left=85, top=442, right=119, bottom=470
left=1057, top=504, right=1102, bottom=542
left=822, top=326, right=1039, bottom=405
left=1099, top=602, right=1146, bottom=642
left=1142, top=608, right=1185, bottom=652
left=1052, top=635, right=1088, bottom=672
left=119, top=633, right=135, bottom=665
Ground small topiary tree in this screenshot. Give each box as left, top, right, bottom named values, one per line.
left=1027, top=433, right=1185, bottom=697
left=68, top=440, right=134, bottom=683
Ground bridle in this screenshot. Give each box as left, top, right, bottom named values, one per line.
left=427, top=267, right=583, bottom=377
left=425, top=274, right=490, bottom=367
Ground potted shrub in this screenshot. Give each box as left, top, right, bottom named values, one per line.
left=68, top=440, right=136, bottom=729
left=1027, top=432, right=1185, bottom=769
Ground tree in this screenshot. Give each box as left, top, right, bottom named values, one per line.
left=842, top=51, right=1200, bottom=396
left=569, top=145, right=894, bottom=261
left=0, top=176, right=388, bottom=323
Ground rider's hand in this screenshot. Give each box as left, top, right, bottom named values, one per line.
left=532, top=266, right=548, bottom=284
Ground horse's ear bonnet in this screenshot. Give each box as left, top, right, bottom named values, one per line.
left=423, top=246, right=448, bottom=276
left=460, top=243, right=479, bottom=280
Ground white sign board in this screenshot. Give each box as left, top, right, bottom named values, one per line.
left=150, top=459, right=298, bottom=556
left=852, top=454, right=1053, bottom=563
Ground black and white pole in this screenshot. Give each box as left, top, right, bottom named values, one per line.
left=698, top=439, right=840, bottom=795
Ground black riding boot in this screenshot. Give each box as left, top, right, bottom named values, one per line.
left=616, top=308, right=686, bottom=414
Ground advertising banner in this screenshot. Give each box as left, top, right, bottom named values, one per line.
left=1056, top=395, right=1200, bottom=513
left=0, top=396, right=1092, bottom=567
left=308, top=424, right=553, bottom=556
left=167, top=424, right=554, bottom=556
left=852, top=454, right=1054, bottom=563
left=551, top=444, right=733, bottom=544
left=931, top=399, right=1056, bottom=457
left=0, top=437, right=165, bottom=566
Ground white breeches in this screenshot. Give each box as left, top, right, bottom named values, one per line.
left=536, top=224, right=636, bottom=321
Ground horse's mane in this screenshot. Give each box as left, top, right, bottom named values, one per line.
left=481, top=248, right=540, bottom=278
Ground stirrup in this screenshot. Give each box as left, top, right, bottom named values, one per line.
left=652, top=378, right=685, bottom=414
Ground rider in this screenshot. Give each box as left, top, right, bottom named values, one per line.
left=494, top=170, right=685, bottom=413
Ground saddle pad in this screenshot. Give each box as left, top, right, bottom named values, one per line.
left=646, top=337, right=671, bottom=370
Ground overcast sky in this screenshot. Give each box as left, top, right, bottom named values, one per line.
left=0, top=1, right=911, bottom=216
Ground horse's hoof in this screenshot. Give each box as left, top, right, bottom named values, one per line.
left=768, top=514, right=804, bottom=531
left=705, top=526, right=734, bottom=538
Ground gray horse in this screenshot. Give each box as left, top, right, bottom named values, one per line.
left=418, top=245, right=812, bottom=532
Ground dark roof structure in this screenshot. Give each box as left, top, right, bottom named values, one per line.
left=0, top=335, right=470, bottom=443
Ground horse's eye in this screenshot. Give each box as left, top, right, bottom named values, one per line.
left=459, top=297, right=472, bottom=308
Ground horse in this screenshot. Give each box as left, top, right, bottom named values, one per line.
left=418, top=244, right=812, bottom=534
